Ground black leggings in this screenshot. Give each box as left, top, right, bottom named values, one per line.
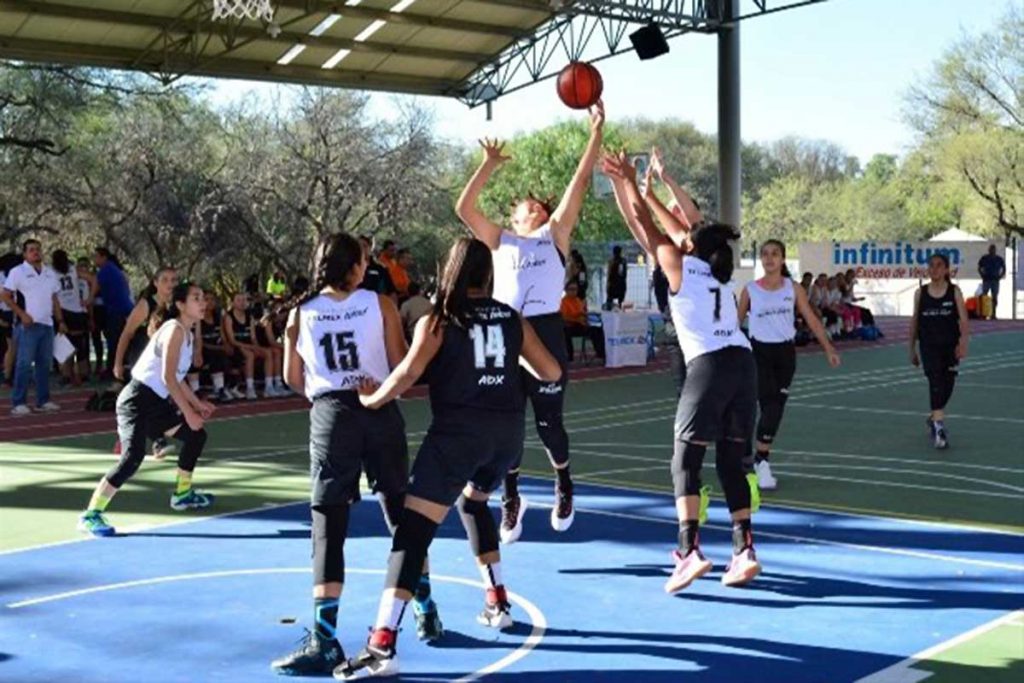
left=512, top=313, right=570, bottom=470
left=753, top=340, right=797, bottom=445
left=920, top=344, right=958, bottom=411
left=106, top=380, right=207, bottom=488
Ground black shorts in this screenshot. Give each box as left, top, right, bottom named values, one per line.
left=0, top=310, right=11, bottom=339
left=202, top=347, right=227, bottom=373
left=116, top=380, right=182, bottom=443
left=309, top=391, right=409, bottom=507
left=409, top=410, right=526, bottom=506
left=752, top=340, right=797, bottom=400
left=522, top=312, right=569, bottom=399
left=675, top=346, right=757, bottom=443
left=64, top=310, right=88, bottom=335
left=920, top=343, right=958, bottom=378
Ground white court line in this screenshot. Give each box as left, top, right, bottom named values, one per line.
left=855, top=609, right=1024, bottom=683
left=793, top=349, right=1022, bottom=388
left=579, top=464, right=665, bottom=479
left=788, top=402, right=1024, bottom=425
left=773, top=463, right=1024, bottom=493
left=956, top=382, right=1024, bottom=390
left=3, top=567, right=546, bottom=683
left=765, top=471, right=1022, bottom=500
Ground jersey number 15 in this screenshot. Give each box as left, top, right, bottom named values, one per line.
left=319, top=332, right=360, bottom=372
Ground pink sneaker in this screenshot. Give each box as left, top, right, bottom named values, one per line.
left=664, top=548, right=713, bottom=594
left=721, top=548, right=761, bottom=587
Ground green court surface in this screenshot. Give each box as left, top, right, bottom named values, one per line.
left=2, top=330, right=1022, bottom=679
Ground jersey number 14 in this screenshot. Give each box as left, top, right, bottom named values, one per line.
left=319, top=332, right=360, bottom=372
left=470, top=324, right=506, bottom=369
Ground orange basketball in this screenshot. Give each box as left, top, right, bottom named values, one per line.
left=556, top=61, right=603, bottom=110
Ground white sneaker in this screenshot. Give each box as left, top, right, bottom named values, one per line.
left=10, top=404, right=31, bottom=417
left=37, top=402, right=61, bottom=413
left=499, top=495, right=527, bottom=545
left=229, top=387, right=246, bottom=400
left=754, top=460, right=777, bottom=490
left=245, top=388, right=258, bottom=400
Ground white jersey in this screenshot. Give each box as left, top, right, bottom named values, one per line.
left=0, top=273, right=7, bottom=312
left=746, top=279, right=796, bottom=343
left=492, top=225, right=566, bottom=318
left=55, top=269, right=85, bottom=313
left=131, top=320, right=193, bottom=399
left=669, top=256, right=751, bottom=362
left=296, top=289, right=391, bottom=400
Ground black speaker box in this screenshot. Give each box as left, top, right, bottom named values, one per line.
left=629, top=23, right=669, bottom=61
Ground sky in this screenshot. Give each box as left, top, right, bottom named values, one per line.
left=206, top=0, right=1015, bottom=164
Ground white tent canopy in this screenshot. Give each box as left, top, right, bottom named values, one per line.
left=930, top=227, right=987, bottom=242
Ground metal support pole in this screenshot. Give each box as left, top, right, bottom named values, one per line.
left=718, top=0, right=741, bottom=264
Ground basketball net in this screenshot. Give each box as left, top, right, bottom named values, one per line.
left=212, top=0, right=275, bottom=22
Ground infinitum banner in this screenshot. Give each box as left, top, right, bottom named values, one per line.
left=798, top=241, right=992, bottom=279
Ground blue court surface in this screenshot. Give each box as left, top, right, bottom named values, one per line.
left=2, top=478, right=1022, bottom=682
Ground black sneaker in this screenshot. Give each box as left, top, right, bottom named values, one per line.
left=334, top=628, right=399, bottom=680
left=499, top=494, right=527, bottom=544
left=413, top=600, right=444, bottom=642
left=550, top=482, right=574, bottom=532
left=271, top=629, right=344, bottom=676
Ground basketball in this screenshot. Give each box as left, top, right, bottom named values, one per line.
left=556, top=61, right=603, bottom=109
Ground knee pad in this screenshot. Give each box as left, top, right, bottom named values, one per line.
left=715, top=439, right=751, bottom=513
left=312, top=504, right=350, bottom=585
left=671, top=441, right=707, bottom=498
left=377, top=492, right=406, bottom=534
left=387, top=509, right=439, bottom=593
left=457, top=495, right=499, bottom=557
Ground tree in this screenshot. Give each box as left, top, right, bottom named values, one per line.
left=906, top=3, right=1023, bottom=237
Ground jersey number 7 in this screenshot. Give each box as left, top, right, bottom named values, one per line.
left=319, top=332, right=360, bottom=372
left=708, top=287, right=722, bottom=322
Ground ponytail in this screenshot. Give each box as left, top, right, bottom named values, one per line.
left=299, top=233, right=365, bottom=308
left=148, top=282, right=193, bottom=336
left=693, top=223, right=741, bottom=284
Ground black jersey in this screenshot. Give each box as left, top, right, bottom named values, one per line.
left=425, top=298, right=525, bottom=414
left=360, top=262, right=396, bottom=296
left=201, top=312, right=223, bottom=346
left=918, top=284, right=960, bottom=347
left=228, top=310, right=252, bottom=344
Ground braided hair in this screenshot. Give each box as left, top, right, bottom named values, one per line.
left=298, top=233, right=366, bottom=307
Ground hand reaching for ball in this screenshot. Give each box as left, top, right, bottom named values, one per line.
left=589, top=99, right=605, bottom=133
left=478, top=138, right=510, bottom=166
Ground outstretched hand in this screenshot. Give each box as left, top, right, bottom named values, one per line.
left=589, top=99, right=605, bottom=133
left=650, top=147, right=666, bottom=179
left=600, top=150, right=636, bottom=182
left=478, top=138, right=510, bottom=165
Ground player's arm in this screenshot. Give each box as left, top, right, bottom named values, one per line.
left=283, top=307, right=304, bottom=396
left=114, top=298, right=150, bottom=379
left=359, top=315, right=442, bottom=409
left=455, top=139, right=509, bottom=250
left=954, top=285, right=969, bottom=360
left=795, top=286, right=840, bottom=367
left=519, top=317, right=562, bottom=383
left=646, top=189, right=692, bottom=252
left=161, top=325, right=204, bottom=428
left=380, top=294, right=409, bottom=369
left=908, top=288, right=921, bottom=366
left=651, top=147, right=702, bottom=228
left=737, top=286, right=751, bottom=322
left=609, top=172, right=654, bottom=258
left=549, top=100, right=605, bottom=253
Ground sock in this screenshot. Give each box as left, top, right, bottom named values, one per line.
left=754, top=450, right=770, bottom=464
left=374, top=592, right=407, bottom=631
left=90, top=493, right=111, bottom=512
left=485, top=585, right=508, bottom=607
left=413, top=574, right=434, bottom=609
left=314, top=597, right=339, bottom=640
left=556, top=465, right=572, bottom=490
left=175, top=471, right=193, bottom=496
left=276, top=375, right=284, bottom=389
left=188, top=376, right=200, bottom=392
left=678, top=519, right=700, bottom=553
left=504, top=470, right=519, bottom=499
left=478, top=561, right=502, bottom=589
left=246, top=378, right=255, bottom=391
left=212, top=372, right=225, bottom=391
left=732, top=518, right=753, bottom=554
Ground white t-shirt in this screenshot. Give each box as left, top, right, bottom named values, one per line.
left=55, top=269, right=85, bottom=314
left=492, top=225, right=567, bottom=318
left=746, top=279, right=796, bottom=343
left=77, top=277, right=91, bottom=308
left=0, top=273, right=8, bottom=312
left=296, top=289, right=391, bottom=400
left=131, top=319, right=193, bottom=398
left=669, top=256, right=750, bottom=362
left=3, top=262, right=59, bottom=326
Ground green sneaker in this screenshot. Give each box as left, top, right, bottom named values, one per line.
left=698, top=485, right=711, bottom=525
left=413, top=599, right=444, bottom=641
left=170, top=488, right=215, bottom=511
left=77, top=510, right=116, bottom=537
left=746, top=473, right=761, bottom=514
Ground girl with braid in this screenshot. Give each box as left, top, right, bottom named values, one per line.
left=77, top=283, right=215, bottom=537
left=337, top=238, right=560, bottom=680
left=271, top=233, right=441, bottom=677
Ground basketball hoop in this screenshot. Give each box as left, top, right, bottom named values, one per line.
left=212, top=0, right=275, bottom=23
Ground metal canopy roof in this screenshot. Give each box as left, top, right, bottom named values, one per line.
left=0, top=1, right=826, bottom=106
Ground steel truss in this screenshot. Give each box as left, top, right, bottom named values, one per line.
left=456, top=0, right=827, bottom=107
